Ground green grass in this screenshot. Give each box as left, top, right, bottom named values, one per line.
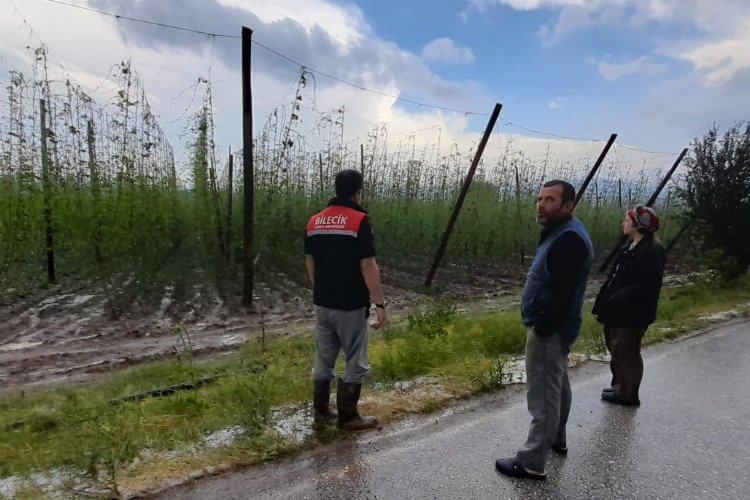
left=1, top=277, right=748, bottom=495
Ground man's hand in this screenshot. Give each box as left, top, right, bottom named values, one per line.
left=371, top=306, right=389, bottom=330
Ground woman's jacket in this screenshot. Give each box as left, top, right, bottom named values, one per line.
left=592, top=238, right=666, bottom=328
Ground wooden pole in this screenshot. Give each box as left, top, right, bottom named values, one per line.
left=598, top=147, right=688, bottom=273
left=226, top=146, right=233, bottom=257
left=424, top=103, right=502, bottom=286
left=574, top=133, right=617, bottom=207
left=514, top=164, right=523, bottom=265
left=360, top=143, right=366, bottom=204
left=242, top=27, right=254, bottom=305
left=40, top=99, right=56, bottom=284
left=318, top=152, right=324, bottom=195
left=86, top=119, right=102, bottom=264
left=644, top=148, right=688, bottom=207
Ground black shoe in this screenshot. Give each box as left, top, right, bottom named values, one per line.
left=313, top=379, right=337, bottom=428
left=601, top=391, right=640, bottom=406
left=337, top=380, right=378, bottom=432
left=495, top=458, right=546, bottom=480
left=551, top=444, right=568, bottom=455
left=602, top=387, right=614, bottom=393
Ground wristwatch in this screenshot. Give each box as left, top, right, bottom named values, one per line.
left=375, top=302, right=386, bottom=309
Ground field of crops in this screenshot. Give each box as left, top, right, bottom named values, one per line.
left=0, top=49, right=684, bottom=307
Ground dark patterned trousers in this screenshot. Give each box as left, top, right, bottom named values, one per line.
left=603, top=325, right=648, bottom=403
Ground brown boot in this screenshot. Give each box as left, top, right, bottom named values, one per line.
left=337, top=380, right=377, bottom=432
left=313, top=379, right=337, bottom=427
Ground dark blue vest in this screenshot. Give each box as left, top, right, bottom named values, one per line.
left=521, top=217, right=593, bottom=339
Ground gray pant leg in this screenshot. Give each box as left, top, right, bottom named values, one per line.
left=312, top=306, right=370, bottom=384
left=336, top=308, right=370, bottom=384
left=553, top=369, right=572, bottom=448
left=516, top=328, right=572, bottom=472
left=312, top=306, right=341, bottom=382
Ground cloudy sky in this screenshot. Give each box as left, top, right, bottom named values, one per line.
left=1, top=0, right=749, bottom=171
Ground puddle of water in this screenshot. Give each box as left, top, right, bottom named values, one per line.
left=394, top=378, right=438, bottom=391
left=0, top=341, right=44, bottom=352
left=272, top=406, right=314, bottom=443
left=221, top=334, right=243, bottom=346
left=69, top=294, right=96, bottom=307
left=698, top=310, right=741, bottom=322
left=159, top=286, right=175, bottom=315
left=0, top=468, right=81, bottom=499
left=55, top=333, right=101, bottom=346
left=203, top=426, right=244, bottom=448
left=502, top=357, right=527, bottom=385
left=586, top=353, right=611, bottom=363
left=500, top=352, right=609, bottom=386
left=38, top=295, right=71, bottom=308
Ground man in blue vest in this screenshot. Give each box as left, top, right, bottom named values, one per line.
left=496, top=180, right=593, bottom=480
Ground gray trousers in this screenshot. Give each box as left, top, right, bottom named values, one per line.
left=515, top=327, right=573, bottom=472
left=312, top=306, right=371, bottom=385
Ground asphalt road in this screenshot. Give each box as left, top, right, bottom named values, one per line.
left=159, top=320, right=750, bottom=499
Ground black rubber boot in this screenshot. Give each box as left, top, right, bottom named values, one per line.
left=337, top=380, right=378, bottom=432
left=313, top=379, right=337, bottom=427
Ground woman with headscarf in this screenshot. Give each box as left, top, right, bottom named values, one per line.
left=592, top=206, right=666, bottom=406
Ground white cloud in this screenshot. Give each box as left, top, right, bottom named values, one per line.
left=474, top=0, right=749, bottom=34
left=421, top=38, right=475, bottom=64
left=537, top=4, right=594, bottom=46
left=471, top=0, right=584, bottom=11
left=216, top=0, right=369, bottom=48
left=597, top=56, right=667, bottom=81
left=0, top=0, right=495, bottom=166
left=473, top=0, right=750, bottom=86
left=679, top=18, right=750, bottom=86
left=547, top=97, right=568, bottom=109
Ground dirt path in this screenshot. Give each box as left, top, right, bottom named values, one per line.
left=0, top=263, right=530, bottom=391
left=0, top=262, right=689, bottom=392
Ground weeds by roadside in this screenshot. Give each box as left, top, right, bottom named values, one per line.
left=0, top=277, right=748, bottom=497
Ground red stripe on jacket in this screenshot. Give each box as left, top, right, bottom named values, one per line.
left=306, top=206, right=367, bottom=238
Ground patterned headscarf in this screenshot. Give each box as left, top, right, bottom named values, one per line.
left=627, top=206, right=660, bottom=233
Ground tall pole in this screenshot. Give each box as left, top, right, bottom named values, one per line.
left=644, top=148, right=688, bottom=207
left=360, top=143, right=366, bottom=204
left=40, top=99, right=56, bottom=284
left=226, top=146, right=233, bottom=258
left=318, top=152, right=324, bottom=195
left=598, top=147, right=688, bottom=273
left=242, top=27, right=254, bottom=305
left=87, top=119, right=102, bottom=264
left=424, top=103, right=502, bottom=286
left=574, top=133, right=617, bottom=207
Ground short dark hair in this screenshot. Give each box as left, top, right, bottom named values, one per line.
left=335, top=169, right=364, bottom=198
left=542, top=180, right=575, bottom=204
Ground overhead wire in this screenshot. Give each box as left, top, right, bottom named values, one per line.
left=39, top=0, right=682, bottom=156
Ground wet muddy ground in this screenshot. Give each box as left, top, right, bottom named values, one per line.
left=0, top=261, right=531, bottom=392
left=0, top=261, right=689, bottom=392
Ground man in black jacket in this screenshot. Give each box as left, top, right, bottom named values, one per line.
left=305, top=169, right=388, bottom=431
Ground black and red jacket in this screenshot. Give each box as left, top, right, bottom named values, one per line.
left=305, top=198, right=375, bottom=310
